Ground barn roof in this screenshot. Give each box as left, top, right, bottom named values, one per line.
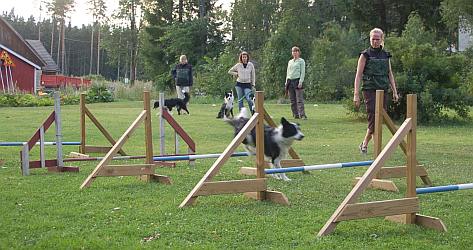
left=26, top=40, right=59, bottom=73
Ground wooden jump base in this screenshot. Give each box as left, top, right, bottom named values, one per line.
left=180, top=91, right=289, bottom=208
left=80, top=93, right=127, bottom=156
left=157, top=93, right=196, bottom=168
left=353, top=90, right=433, bottom=192
left=20, top=92, right=79, bottom=176
left=80, top=91, right=171, bottom=189
left=318, top=94, right=447, bottom=236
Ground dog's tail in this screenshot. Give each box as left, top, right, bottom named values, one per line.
left=183, top=92, right=190, bottom=103
left=223, top=107, right=250, bottom=125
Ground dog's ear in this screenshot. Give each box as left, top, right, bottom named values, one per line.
left=281, top=117, right=292, bottom=126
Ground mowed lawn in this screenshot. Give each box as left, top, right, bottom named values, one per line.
left=0, top=99, right=472, bottom=249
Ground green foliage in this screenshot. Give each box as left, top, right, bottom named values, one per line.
left=111, top=81, right=155, bottom=101
left=306, top=23, right=364, bottom=101
left=194, top=50, right=236, bottom=97
left=386, top=13, right=473, bottom=122
left=86, top=83, right=114, bottom=103
left=0, top=94, right=54, bottom=107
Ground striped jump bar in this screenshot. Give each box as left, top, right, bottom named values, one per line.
left=265, top=160, right=374, bottom=174
left=0, top=141, right=81, bottom=146
left=153, top=152, right=252, bottom=162
left=416, top=183, right=473, bottom=194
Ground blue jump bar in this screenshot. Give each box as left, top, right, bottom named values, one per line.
left=0, top=141, right=81, bottom=146
left=153, top=151, right=251, bottom=162
left=416, top=183, right=473, bottom=194
left=265, top=160, right=374, bottom=174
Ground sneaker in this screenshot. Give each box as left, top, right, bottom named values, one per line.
left=359, top=142, right=367, bottom=154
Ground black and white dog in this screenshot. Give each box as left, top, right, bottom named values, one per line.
left=225, top=108, right=304, bottom=181
left=216, top=91, right=234, bottom=119
left=153, top=92, right=190, bottom=115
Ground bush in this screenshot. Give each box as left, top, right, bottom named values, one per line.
left=86, top=83, right=114, bottom=103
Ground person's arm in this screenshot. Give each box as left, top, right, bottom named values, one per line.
left=251, top=63, right=256, bottom=86
left=171, top=66, right=177, bottom=80
left=189, top=65, right=193, bottom=86
left=388, top=59, right=398, bottom=102
left=297, top=59, right=305, bottom=88
left=285, top=60, right=291, bottom=86
left=228, top=64, right=238, bottom=77
left=353, top=54, right=366, bottom=109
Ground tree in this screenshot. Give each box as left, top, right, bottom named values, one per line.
left=117, top=0, right=141, bottom=85
left=88, top=0, right=107, bottom=75
left=441, top=0, right=473, bottom=30
left=46, top=0, right=75, bottom=74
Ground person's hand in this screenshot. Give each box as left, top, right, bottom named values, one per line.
left=297, top=82, right=303, bottom=89
left=392, top=92, right=399, bottom=103
left=353, top=93, right=360, bottom=111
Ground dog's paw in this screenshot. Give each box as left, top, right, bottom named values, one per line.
left=270, top=174, right=281, bottom=180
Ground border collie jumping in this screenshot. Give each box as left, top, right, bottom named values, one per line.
left=216, top=91, right=234, bottom=119
left=225, top=108, right=304, bottom=181
left=153, top=92, right=190, bottom=115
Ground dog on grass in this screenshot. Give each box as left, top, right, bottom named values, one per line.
left=153, top=92, right=190, bottom=115
left=216, top=91, right=234, bottom=119
left=224, top=108, right=304, bottom=181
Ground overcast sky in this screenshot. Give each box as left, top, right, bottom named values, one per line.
left=0, top=0, right=232, bottom=27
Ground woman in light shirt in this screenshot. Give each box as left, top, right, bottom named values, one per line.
left=285, top=46, right=306, bottom=119
left=228, top=51, right=255, bottom=111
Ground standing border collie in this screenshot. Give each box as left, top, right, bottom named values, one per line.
left=216, top=91, right=234, bottom=119
left=225, top=108, right=304, bottom=181
left=153, top=92, right=190, bottom=115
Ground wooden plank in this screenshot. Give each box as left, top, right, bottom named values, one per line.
left=68, top=152, right=90, bottom=158
left=239, top=167, right=257, bottom=176
left=353, top=178, right=399, bottom=192
left=195, top=179, right=267, bottom=196
left=374, top=90, right=383, bottom=157
left=318, top=118, right=412, bottom=236
left=84, top=145, right=113, bottom=153
left=406, top=94, right=417, bottom=224
left=255, top=91, right=265, bottom=200
left=27, top=111, right=55, bottom=150
left=179, top=114, right=259, bottom=207
left=84, top=107, right=127, bottom=156
left=96, top=165, right=155, bottom=176
left=148, top=174, right=172, bottom=184
left=29, top=159, right=58, bottom=168
left=144, top=91, right=153, bottom=165
left=244, top=190, right=290, bottom=205
left=335, top=198, right=419, bottom=222
left=47, top=166, right=79, bottom=173
left=80, top=93, right=86, bottom=154
left=80, top=111, right=147, bottom=189
left=385, top=214, right=447, bottom=232
left=281, top=159, right=305, bottom=167
left=162, top=110, right=196, bottom=152
left=377, top=165, right=427, bottom=179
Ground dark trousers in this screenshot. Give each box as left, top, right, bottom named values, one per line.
left=287, top=79, right=305, bottom=118
left=363, top=90, right=387, bottom=134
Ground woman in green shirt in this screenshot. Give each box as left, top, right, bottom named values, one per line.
left=285, top=46, right=307, bottom=119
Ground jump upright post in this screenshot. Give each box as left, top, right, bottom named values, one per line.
left=318, top=94, right=447, bottom=236
left=20, top=92, right=79, bottom=175
left=179, top=91, right=289, bottom=208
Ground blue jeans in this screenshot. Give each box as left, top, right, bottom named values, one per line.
left=235, top=85, right=254, bottom=111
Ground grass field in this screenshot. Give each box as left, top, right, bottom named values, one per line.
left=0, top=99, right=472, bottom=249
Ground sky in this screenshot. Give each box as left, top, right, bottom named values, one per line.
left=0, top=0, right=233, bottom=27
